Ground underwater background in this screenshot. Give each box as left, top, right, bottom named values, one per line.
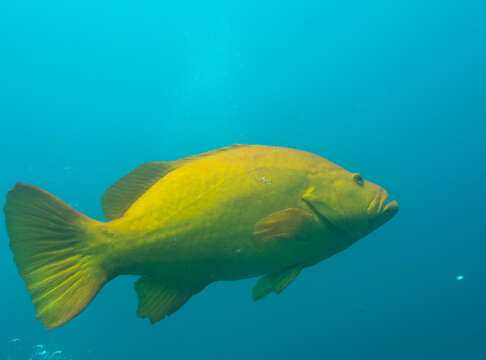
left=1, top=1, right=485, bottom=359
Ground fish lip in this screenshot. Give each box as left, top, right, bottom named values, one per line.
left=367, top=190, right=385, bottom=215
left=368, top=190, right=399, bottom=220
left=372, top=191, right=399, bottom=225
left=382, top=199, right=399, bottom=216
left=378, top=190, right=388, bottom=214
left=368, top=190, right=392, bottom=214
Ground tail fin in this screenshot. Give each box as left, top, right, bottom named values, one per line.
left=4, top=183, right=108, bottom=330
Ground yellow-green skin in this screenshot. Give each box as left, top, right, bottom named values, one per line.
left=101, top=145, right=398, bottom=290
left=4, top=144, right=399, bottom=329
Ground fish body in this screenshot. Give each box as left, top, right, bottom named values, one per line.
left=4, top=145, right=398, bottom=329
left=108, top=145, right=347, bottom=281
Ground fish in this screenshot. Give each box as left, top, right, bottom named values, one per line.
left=3, top=144, right=399, bottom=329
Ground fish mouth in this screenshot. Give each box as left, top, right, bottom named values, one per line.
left=369, top=190, right=399, bottom=225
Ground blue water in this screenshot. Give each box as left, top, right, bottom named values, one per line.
left=1, top=1, right=485, bottom=359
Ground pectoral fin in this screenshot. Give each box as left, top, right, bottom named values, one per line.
left=134, top=277, right=204, bottom=324
left=253, top=208, right=315, bottom=242
left=253, top=265, right=303, bottom=301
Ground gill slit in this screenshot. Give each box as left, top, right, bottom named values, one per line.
left=301, top=198, right=353, bottom=243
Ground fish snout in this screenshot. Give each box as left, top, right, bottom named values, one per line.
left=368, top=190, right=399, bottom=223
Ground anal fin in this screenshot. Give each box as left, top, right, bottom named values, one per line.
left=253, top=265, right=303, bottom=301
left=134, top=277, right=203, bottom=324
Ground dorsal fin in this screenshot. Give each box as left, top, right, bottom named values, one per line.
left=101, top=144, right=249, bottom=221
left=102, top=162, right=175, bottom=220
left=180, top=143, right=248, bottom=162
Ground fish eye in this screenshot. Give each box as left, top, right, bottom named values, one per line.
left=353, top=173, right=364, bottom=186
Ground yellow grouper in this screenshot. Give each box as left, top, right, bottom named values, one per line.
left=4, top=144, right=399, bottom=329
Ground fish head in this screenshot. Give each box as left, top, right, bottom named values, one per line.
left=302, top=167, right=399, bottom=241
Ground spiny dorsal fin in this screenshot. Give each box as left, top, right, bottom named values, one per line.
left=102, top=162, right=175, bottom=221
left=253, top=265, right=303, bottom=301
left=101, top=144, right=249, bottom=221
